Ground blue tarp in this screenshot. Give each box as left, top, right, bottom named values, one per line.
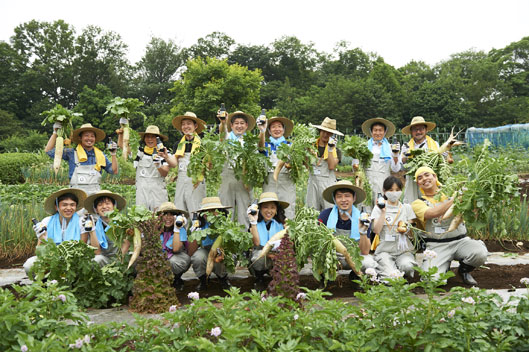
left=466, top=123, right=529, bottom=148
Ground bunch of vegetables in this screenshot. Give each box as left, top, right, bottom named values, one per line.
left=341, top=135, right=373, bottom=168
left=229, top=132, right=271, bottom=189
left=439, top=140, right=521, bottom=234
left=267, top=234, right=300, bottom=301
left=104, top=97, right=146, bottom=160
left=274, top=123, right=317, bottom=184
left=187, top=127, right=228, bottom=196
left=188, top=211, right=253, bottom=274
left=41, top=104, right=81, bottom=175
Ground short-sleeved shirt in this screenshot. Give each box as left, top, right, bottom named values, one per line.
left=411, top=194, right=449, bottom=227
left=47, top=147, right=114, bottom=179
left=318, top=207, right=350, bottom=231
left=372, top=203, right=416, bottom=255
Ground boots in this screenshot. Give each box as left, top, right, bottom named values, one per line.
left=254, top=270, right=267, bottom=291
left=219, top=275, right=232, bottom=290
left=458, top=262, right=478, bottom=286
left=172, top=274, right=184, bottom=292
left=196, top=274, right=208, bottom=291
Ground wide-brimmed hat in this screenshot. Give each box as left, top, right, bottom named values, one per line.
left=266, top=117, right=294, bottom=138
left=227, top=111, right=256, bottom=132
left=361, top=118, right=396, bottom=138
left=44, top=188, right=87, bottom=215
left=198, top=197, right=232, bottom=212
left=72, top=123, right=106, bottom=144
left=257, top=192, right=289, bottom=209
left=138, top=125, right=168, bottom=141
left=310, top=117, right=344, bottom=136
left=156, top=202, right=189, bottom=218
left=84, top=190, right=126, bottom=215
left=322, top=180, right=366, bottom=205
left=401, top=116, right=436, bottom=135
left=172, top=112, right=206, bottom=134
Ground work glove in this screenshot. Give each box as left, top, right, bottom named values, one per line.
left=174, top=215, right=187, bottom=230
left=352, top=158, right=360, bottom=170
left=217, top=109, right=227, bottom=121
left=53, top=122, right=62, bottom=131
left=256, top=116, right=267, bottom=133
left=33, top=222, right=47, bottom=237
left=81, top=214, right=94, bottom=233
left=247, top=204, right=259, bottom=225
left=327, top=136, right=337, bottom=152
left=391, top=141, right=400, bottom=156
left=402, top=143, right=410, bottom=157
left=190, top=216, right=202, bottom=232
left=107, top=141, right=118, bottom=156
left=119, top=117, right=129, bottom=125
left=153, top=155, right=162, bottom=168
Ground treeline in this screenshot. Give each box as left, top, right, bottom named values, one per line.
left=1, top=19, right=528, bottom=148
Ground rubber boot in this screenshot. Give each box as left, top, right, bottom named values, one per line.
left=196, top=274, right=208, bottom=291
left=219, top=274, right=232, bottom=290
left=254, top=270, right=267, bottom=291
left=458, top=262, right=478, bottom=286
left=172, top=274, right=184, bottom=292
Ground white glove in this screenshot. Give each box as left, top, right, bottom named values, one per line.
left=352, top=158, right=360, bottom=168
left=81, top=215, right=94, bottom=232
left=391, top=142, right=400, bottom=156
left=402, top=143, right=410, bottom=155
left=327, top=136, right=337, bottom=152
left=247, top=204, right=259, bottom=225
left=190, top=218, right=201, bottom=232
left=107, top=141, right=118, bottom=155
left=174, top=215, right=187, bottom=230
left=257, top=117, right=267, bottom=133
left=33, top=222, right=47, bottom=237
left=119, top=117, right=129, bottom=125
left=53, top=122, right=62, bottom=131
left=270, top=240, right=281, bottom=251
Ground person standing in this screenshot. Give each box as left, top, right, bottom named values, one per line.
left=172, top=112, right=207, bottom=215
left=361, top=118, right=400, bottom=207
left=45, top=123, right=118, bottom=195
left=257, top=116, right=296, bottom=219
left=306, top=117, right=343, bottom=212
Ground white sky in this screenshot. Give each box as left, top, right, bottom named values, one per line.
left=1, top=0, right=528, bottom=68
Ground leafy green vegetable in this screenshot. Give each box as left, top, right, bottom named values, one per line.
left=341, top=135, right=373, bottom=168
left=275, top=123, right=317, bottom=184
left=40, top=104, right=80, bottom=140
left=228, top=132, right=271, bottom=189
left=104, top=97, right=146, bottom=120
left=404, top=150, right=451, bottom=184
left=188, top=211, right=253, bottom=273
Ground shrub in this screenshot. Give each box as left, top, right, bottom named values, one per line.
left=0, top=153, right=39, bottom=184
left=0, top=131, right=49, bottom=153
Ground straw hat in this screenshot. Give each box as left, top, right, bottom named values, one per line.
left=322, top=180, right=366, bottom=205
left=84, top=190, right=126, bottom=215
left=266, top=117, right=294, bottom=138
left=156, top=202, right=189, bottom=218
left=361, top=118, right=396, bottom=138
left=172, top=112, right=206, bottom=134
left=257, top=192, right=289, bottom=209
left=310, top=117, right=344, bottom=136
left=44, top=188, right=87, bottom=214
left=139, top=125, right=168, bottom=141
left=401, top=116, right=436, bottom=135
left=72, top=123, right=106, bottom=144
left=198, top=197, right=232, bottom=212
left=227, top=111, right=256, bottom=132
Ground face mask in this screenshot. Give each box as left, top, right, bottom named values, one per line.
left=385, top=191, right=402, bottom=203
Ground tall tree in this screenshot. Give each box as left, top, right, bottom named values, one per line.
left=183, top=31, right=235, bottom=61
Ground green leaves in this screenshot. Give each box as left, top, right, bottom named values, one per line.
left=104, top=97, right=146, bottom=121
left=40, top=104, right=79, bottom=139
left=275, top=123, right=317, bottom=184
left=341, top=135, right=373, bottom=168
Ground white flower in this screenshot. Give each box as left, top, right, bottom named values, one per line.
left=439, top=318, right=446, bottom=323
left=520, top=277, right=529, bottom=285
left=389, top=270, right=404, bottom=279
left=83, top=335, right=90, bottom=344
left=293, top=314, right=299, bottom=320
left=21, top=346, right=28, bottom=352
left=423, top=249, right=437, bottom=260
left=296, top=292, right=307, bottom=300
left=210, top=327, right=222, bottom=337
left=365, top=268, right=377, bottom=277
left=462, top=297, right=475, bottom=305
left=169, top=305, right=177, bottom=313
left=447, top=309, right=456, bottom=318
left=261, top=296, right=267, bottom=302
left=187, top=291, right=200, bottom=300
left=47, top=280, right=58, bottom=286
left=75, top=338, right=83, bottom=348
left=56, top=294, right=66, bottom=302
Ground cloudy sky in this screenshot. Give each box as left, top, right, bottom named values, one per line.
left=1, top=0, right=528, bottom=68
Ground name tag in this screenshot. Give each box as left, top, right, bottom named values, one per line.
left=313, top=168, right=321, bottom=175
left=385, top=234, right=396, bottom=242
left=434, top=226, right=445, bottom=234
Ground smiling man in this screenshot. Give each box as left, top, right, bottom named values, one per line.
left=411, top=167, right=488, bottom=285
left=45, top=123, right=118, bottom=195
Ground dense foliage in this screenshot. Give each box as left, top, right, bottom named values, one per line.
left=0, top=152, right=39, bottom=184
left=229, top=132, right=271, bottom=190
left=267, top=234, right=300, bottom=301
left=275, top=123, right=317, bottom=184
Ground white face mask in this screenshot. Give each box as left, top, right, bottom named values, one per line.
left=385, top=191, right=402, bottom=203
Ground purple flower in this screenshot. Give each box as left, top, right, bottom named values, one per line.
left=75, top=338, right=83, bottom=348
left=520, top=277, right=529, bottom=285
left=57, top=294, right=66, bottom=302
left=21, top=346, right=28, bottom=352
left=83, top=335, right=91, bottom=344
left=187, top=291, right=199, bottom=300
left=48, top=280, right=58, bottom=286
left=447, top=309, right=456, bottom=318
left=210, top=327, right=222, bottom=337
left=169, top=305, right=177, bottom=313
left=296, top=292, right=307, bottom=300
left=462, top=297, right=475, bottom=305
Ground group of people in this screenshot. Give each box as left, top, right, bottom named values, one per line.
left=26, top=110, right=488, bottom=291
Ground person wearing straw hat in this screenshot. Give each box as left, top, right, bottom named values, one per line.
left=306, top=117, right=343, bottom=211
left=318, top=180, right=377, bottom=278
left=247, top=192, right=289, bottom=290
left=23, top=188, right=87, bottom=275
left=83, top=190, right=127, bottom=267
left=256, top=115, right=297, bottom=219
left=400, top=116, right=440, bottom=204
left=157, top=202, right=191, bottom=291
left=45, top=123, right=118, bottom=195
left=361, top=117, right=400, bottom=206
left=188, top=196, right=233, bottom=291
left=171, top=112, right=207, bottom=215
left=218, top=110, right=256, bottom=228
left=412, top=167, right=487, bottom=286
left=118, top=125, right=173, bottom=211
